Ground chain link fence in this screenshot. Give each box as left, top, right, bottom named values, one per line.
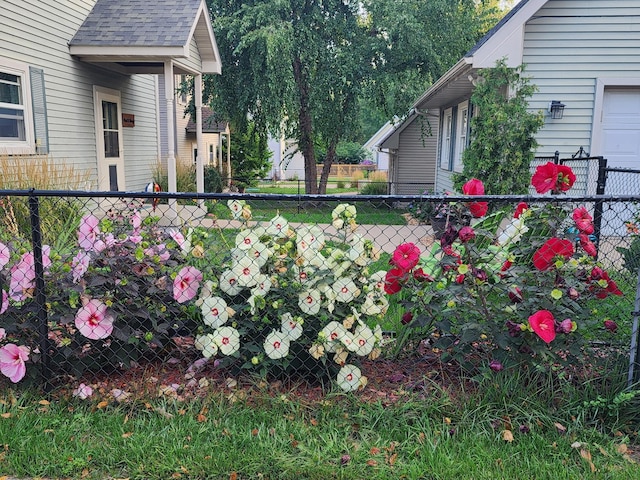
left=0, top=189, right=639, bottom=399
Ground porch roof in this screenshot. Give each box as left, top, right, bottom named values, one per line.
left=69, top=0, right=221, bottom=75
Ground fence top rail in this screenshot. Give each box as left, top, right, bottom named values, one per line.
left=1, top=189, right=640, bottom=204
left=606, top=167, right=640, bottom=174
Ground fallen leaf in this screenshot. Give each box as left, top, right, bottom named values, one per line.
left=387, top=453, right=397, bottom=466
left=554, top=422, right=567, bottom=434
left=251, top=428, right=259, bottom=436
left=579, top=448, right=596, bottom=473
left=501, top=430, right=514, bottom=443
left=229, top=473, right=238, bottom=480
left=196, top=414, right=207, bottom=423
left=96, top=400, right=109, bottom=409
left=571, top=441, right=583, bottom=449
left=617, top=444, right=628, bottom=455
left=0, top=413, right=11, bottom=419
left=122, top=432, right=133, bottom=438
left=370, top=447, right=381, bottom=455
left=366, top=459, right=377, bottom=466
left=38, top=399, right=50, bottom=406
left=310, top=418, right=318, bottom=426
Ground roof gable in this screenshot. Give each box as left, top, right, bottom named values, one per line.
left=70, top=0, right=221, bottom=74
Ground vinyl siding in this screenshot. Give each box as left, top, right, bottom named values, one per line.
left=392, top=118, right=438, bottom=195
left=1, top=0, right=159, bottom=191
left=175, top=36, right=203, bottom=74
left=522, top=0, right=640, bottom=159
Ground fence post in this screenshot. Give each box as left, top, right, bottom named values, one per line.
left=28, top=191, right=51, bottom=393
left=629, top=268, right=640, bottom=387
left=592, top=156, right=608, bottom=253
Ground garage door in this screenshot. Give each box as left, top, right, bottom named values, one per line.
left=600, top=88, right=640, bottom=236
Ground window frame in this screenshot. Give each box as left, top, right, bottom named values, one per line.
left=0, top=57, right=35, bottom=153
left=453, top=101, right=469, bottom=173
left=439, top=107, right=454, bottom=171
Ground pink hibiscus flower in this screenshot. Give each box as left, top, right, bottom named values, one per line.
left=572, top=207, right=594, bottom=234
left=78, top=215, right=101, bottom=251
left=391, top=243, right=421, bottom=272
left=528, top=310, right=556, bottom=344
left=0, top=242, right=10, bottom=270
left=0, top=343, right=30, bottom=383
left=173, top=266, right=203, bottom=303
left=0, top=289, right=8, bottom=315
left=75, top=299, right=115, bottom=340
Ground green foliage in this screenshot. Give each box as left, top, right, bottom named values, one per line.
left=204, top=165, right=223, bottom=193
left=453, top=60, right=545, bottom=195
left=226, top=123, right=272, bottom=187
left=316, top=141, right=368, bottom=165
left=616, top=208, right=640, bottom=274
left=360, top=181, right=388, bottom=196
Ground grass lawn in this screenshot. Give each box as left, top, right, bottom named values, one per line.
left=1, top=362, right=638, bottom=480
left=207, top=200, right=408, bottom=225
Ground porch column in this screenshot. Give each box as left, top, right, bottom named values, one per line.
left=194, top=73, right=204, bottom=195
left=226, top=130, right=232, bottom=187
left=164, top=61, right=178, bottom=223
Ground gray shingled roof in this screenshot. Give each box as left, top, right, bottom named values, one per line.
left=69, top=0, right=202, bottom=47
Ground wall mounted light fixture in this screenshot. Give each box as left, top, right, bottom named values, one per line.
left=548, top=100, right=565, bottom=119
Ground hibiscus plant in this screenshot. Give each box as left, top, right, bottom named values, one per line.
left=1, top=198, right=387, bottom=392
left=386, top=164, right=624, bottom=372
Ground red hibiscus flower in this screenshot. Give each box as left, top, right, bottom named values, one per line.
left=532, top=237, right=574, bottom=271
left=572, top=207, right=594, bottom=234
left=588, top=267, right=623, bottom=299
left=528, top=310, right=557, bottom=344
left=514, top=202, right=528, bottom=219
left=413, top=268, right=434, bottom=282
left=391, top=243, right=421, bottom=272
left=556, top=164, right=576, bottom=192
left=579, top=234, right=597, bottom=257
left=461, top=178, right=488, bottom=218
left=531, top=162, right=576, bottom=194
left=384, top=267, right=407, bottom=295
left=461, top=178, right=485, bottom=195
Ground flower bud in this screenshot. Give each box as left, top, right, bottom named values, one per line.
left=558, top=318, right=573, bottom=334
left=604, top=319, right=618, bottom=333
left=489, top=360, right=504, bottom=372
left=568, top=287, right=579, bottom=300
left=508, top=286, right=523, bottom=303
left=458, top=226, right=475, bottom=242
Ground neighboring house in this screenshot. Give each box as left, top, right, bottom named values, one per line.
left=362, top=121, right=395, bottom=172
left=268, top=135, right=306, bottom=181
left=378, top=0, right=640, bottom=196
left=0, top=0, right=221, bottom=193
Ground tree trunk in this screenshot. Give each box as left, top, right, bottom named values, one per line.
left=292, top=55, right=318, bottom=194
left=319, top=137, right=338, bottom=195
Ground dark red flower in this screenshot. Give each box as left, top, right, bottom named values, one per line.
left=384, top=267, right=407, bottom=295
left=458, top=226, right=475, bottom=242
left=532, top=237, right=574, bottom=271
left=604, top=319, right=618, bottom=333
left=501, top=259, right=513, bottom=272
left=455, top=274, right=465, bottom=284
left=528, top=310, right=557, bottom=344
left=588, top=267, right=623, bottom=299
left=579, top=234, right=597, bottom=257
left=391, top=243, right=421, bottom=272
left=508, top=286, right=523, bottom=303
left=401, top=311, right=414, bottom=325
left=413, top=268, right=434, bottom=282
left=506, top=321, right=523, bottom=337
left=514, top=202, right=528, bottom=219
left=572, top=207, right=594, bottom=234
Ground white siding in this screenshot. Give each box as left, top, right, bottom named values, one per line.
left=522, top=0, right=640, bottom=158
left=175, top=37, right=203, bottom=74
left=1, top=0, right=159, bottom=191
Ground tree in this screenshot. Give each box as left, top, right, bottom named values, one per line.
left=226, top=122, right=272, bottom=189
left=361, top=0, right=502, bottom=118
left=204, top=0, right=367, bottom=194
left=453, top=59, right=545, bottom=195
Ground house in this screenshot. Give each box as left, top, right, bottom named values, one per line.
left=378, top=0, right=640, bottom=196
left=0, top=0, right=221, bottom=193
left=268, top=135, right=306, bottom=181
left=362, top=121, right=395, bottom=172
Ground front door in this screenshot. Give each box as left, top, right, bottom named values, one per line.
left=94, top=86, right=125, bottom=191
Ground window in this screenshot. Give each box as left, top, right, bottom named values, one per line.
left=0, top=58, right=35, bottom=153
left=453, top=101, right=469, bottom=173
left=439, top=108, right=453, bottom=170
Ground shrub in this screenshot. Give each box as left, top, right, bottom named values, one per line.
left=350, top=170, right=364, bottom=188
left=204, top=166, right=223, bottom=193
left=152, top=158, right=197, bottom=193
left=386, top=165, right=625, bottom=372
left=360, top=171, right=388, bottom=195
